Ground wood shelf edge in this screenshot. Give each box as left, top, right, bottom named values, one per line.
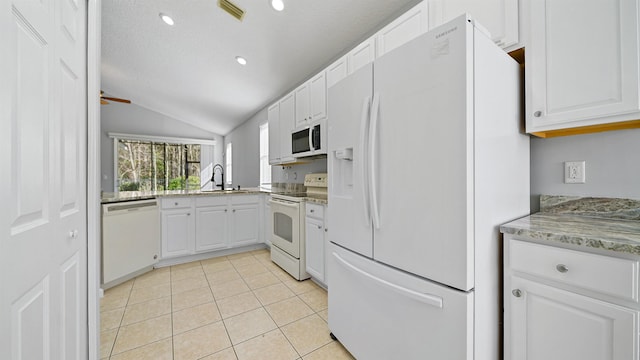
left=530, top=119, right=640, bottom=138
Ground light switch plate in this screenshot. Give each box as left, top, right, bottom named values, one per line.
left=564, top=161, right=586, bottom=184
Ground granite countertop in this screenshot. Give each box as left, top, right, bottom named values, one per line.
left=501, top=195, right=640, bottom=256
left=101, top=188, right=268, bottom=204
left=101, top=183, right=329, bottom=205
left=304, top=195, right=328, bottom=205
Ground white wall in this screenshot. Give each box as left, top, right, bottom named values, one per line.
left=224, top=107, right=328, bottom=187
left=224, top=108, right=265, bottom=188
left=101, top=102, right=223, bottom=191
left=530, top=128, right=640, bottom=211
left=272, top=159, right=328, bottom=184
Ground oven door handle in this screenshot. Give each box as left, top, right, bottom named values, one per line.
left=269, top=199, right=300, bottom=208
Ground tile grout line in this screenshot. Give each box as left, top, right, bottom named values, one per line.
left=107, top=280, right=133, bottom=359
left=170, top=265, right=175, bottom=360
left=103, top=250, right=332, bottom=360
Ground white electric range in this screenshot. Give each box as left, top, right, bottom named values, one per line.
left=269, top=173, right=327, bottom=280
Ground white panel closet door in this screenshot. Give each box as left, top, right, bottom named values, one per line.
left=0, top=0, right=88, bottom=358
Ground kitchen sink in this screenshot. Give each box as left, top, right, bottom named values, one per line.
left=199, top=189, right=251, bottom=194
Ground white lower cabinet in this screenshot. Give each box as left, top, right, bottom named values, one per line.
left=161, top=198, right=195, bottom=258
left=194, top=206, right=227, bottom=252
left=161, top=195, right=261, bottom=259
left=305, top=203, right=327, bottom=285
left=229, top=201, right=259, bottom=247
left=504, top=237, right=640, bottom=360
left=508, top=276, right=637, bottom=360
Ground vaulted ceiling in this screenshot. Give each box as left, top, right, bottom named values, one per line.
left=101, top=0, right=420, bottom=135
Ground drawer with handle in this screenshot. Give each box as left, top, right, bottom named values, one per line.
left=306, top=203, right=324, bottom=219
left=161, top=197, right=192, bottom=209
left=509, top=239, right=639, bottom=302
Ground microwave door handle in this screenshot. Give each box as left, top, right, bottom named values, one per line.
left=309, top=127, right=314, bottom=152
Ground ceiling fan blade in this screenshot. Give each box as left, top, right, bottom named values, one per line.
left=101, top=96, right=131, bottom=104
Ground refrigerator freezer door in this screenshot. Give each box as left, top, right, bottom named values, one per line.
left=327, top=64, right=374, bottom=258
left=328, top=244, right=473, bottom=360
left=372, top=16, right=475, bottom=291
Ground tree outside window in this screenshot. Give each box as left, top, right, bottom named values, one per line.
left=117, top=139, right=201, bottom=191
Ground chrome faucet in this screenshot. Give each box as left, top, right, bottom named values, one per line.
left=211, top=164, right=224, bottom=190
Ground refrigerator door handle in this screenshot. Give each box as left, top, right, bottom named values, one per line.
left=359, top=96, right=371, bottom=226
left=369, top=93, right=381, bottom=229
left=332, top=252, right=444, bottom=308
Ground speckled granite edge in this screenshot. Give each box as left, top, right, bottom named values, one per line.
left=101, top=189, right=268, bottom=204
left=502, top=195, right=640, bottom=256
left=501, top=213, right=640, bottom=256
left=540, top=195, right=640, bottom=221
left=304, top=197, right=328, bottom=205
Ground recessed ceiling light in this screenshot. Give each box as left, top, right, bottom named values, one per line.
left=236, top=56, right=247, bottom=65
left=159, top=13, right=174, bottom=26
left=271, top=0, right=284, bottom=11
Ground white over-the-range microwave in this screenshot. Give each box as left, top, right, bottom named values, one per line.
left=291, top=120, right=327, bottom=158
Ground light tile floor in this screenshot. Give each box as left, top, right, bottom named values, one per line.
left=100, top=248, right=355, bottom=360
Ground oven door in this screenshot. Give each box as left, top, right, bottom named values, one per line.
left=270, top=198, right=301, bottom=258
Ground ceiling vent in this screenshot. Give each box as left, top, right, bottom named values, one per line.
left=218, top=0, right=245, bottom=21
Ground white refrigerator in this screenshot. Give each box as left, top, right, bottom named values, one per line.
left=327, top=15, right=529, bottom=360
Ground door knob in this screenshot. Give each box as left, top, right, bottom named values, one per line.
left=512, top=289, right=522, bottom=298
left=533, top=111, right=542, bottom=117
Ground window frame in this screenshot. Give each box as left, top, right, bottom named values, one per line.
left=259, top=123, right=271, bottom=187
left=225, top=142, right=233, bottom=185
left=109, top=133, right=215, bottom=192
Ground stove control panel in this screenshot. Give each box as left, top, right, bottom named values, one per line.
left=304, top=173, right=327, bottom=188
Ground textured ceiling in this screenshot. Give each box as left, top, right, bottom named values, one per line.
left=101, top=0, right=420, bottom=135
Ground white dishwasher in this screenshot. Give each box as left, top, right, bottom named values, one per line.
left=102, top=199, right=160, bottom=287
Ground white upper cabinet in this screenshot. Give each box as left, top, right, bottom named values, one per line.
left=376, top=1, right=429, bottom=57
left=526, top=0, right=640, bottom=135
left=295, top=71, right=327, bottom=128
left=327, top=55, right=349, bottom=89
left=326, top=37, right=375, bottom=90
left=427, top=0, right=519, bottom=50
left=295, top=83, right=310, bottom=128
left=349, top=37, right=376, bottom=74
left=279, top=91, right=296, bottom=163
left=268, top=103, right=281, bottom=165
left=310, top=72, right=327, bottom=121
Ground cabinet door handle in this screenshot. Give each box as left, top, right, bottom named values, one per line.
left=512, top=289, right=522, bottom=298
left=317, top=225, right=322, bottom=229
left=233, top=209, right=236, bottom=213
left=187, top=213, right=191, bottom=216
left=533, top=111, right=542, bottom=117
left=225, top=209, right=228, bottom=212
left=175, top=202, right=178, bottom=206
left=310, top=209, right=314, bottom=213
left=556, top=264, right=569, bottom=273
